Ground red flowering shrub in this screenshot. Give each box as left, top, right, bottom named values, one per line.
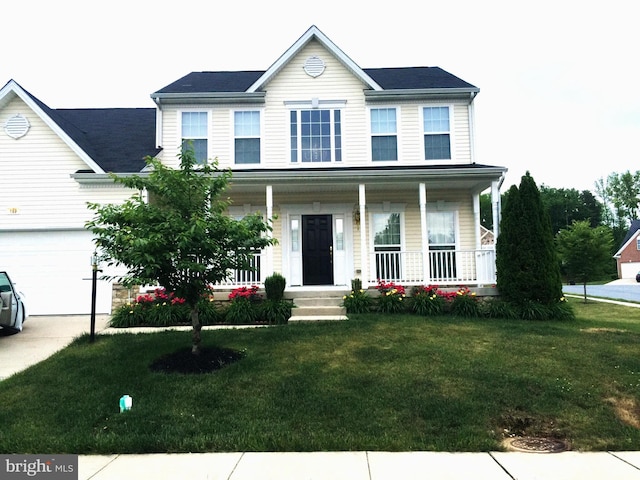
left=228, top=285, right=261, bottom=301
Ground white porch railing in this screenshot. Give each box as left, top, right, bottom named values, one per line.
left=216, top=252, right=263, bottom=287
left=370, top=249, right=496, bottom=286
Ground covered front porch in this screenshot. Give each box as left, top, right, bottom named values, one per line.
left=217, top=165, right=505, bottom=292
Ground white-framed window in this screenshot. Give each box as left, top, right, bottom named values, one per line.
left=234, top=110, right=261, bottom=164
left=370, top=107, right=398, bottom=161
left=423, top=106, right=451, bottom=160
left=290, top=109, right=342, bottom=163
left=373, top=212, right=402, bottom=280
left=181, top=111, right=208, bottom=164
left=636, top=236, right=640, bottom=250
left=428, top=210, right=458, bottom=280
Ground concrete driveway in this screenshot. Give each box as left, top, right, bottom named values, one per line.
left=0, top=315, right=111, bottom=381
left=563, top=278, right=640, bottom=303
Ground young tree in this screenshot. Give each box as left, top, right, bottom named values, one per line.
left=556, top=220, right=614, bottom=303
left=86, top=148, right=276, bottom=354
left=496, top=172, right=563, bottom=306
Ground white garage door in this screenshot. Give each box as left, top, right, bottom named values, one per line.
left=621, top=262, right=640, bottom=280
left=0, top=230, right=114, bottom=315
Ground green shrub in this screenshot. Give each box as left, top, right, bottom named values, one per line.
left=225, top=297, right=260, bottom=324
left=264, top=273, right=286, bottom=301
left=409, top=286, right=445, bottom=316
left=342, top=289, right=372, bottom=314
left=480, top=298, right=518, bottom=319
left=515, top=299, right=552, bottom=321
left=109, top=287, right=224, bottom=328
left=549, top=298, right=575, bottom=320
left=375, top=281, right=406, bottom=314
left=449, top=287, right=480, bottom=318
left=261, top=299, right=293, bottom=324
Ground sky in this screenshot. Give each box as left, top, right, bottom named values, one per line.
left=2, top=0, right=638, bottom=192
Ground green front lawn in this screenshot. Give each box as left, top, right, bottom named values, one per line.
left=1, top=298, right=639, bottom=454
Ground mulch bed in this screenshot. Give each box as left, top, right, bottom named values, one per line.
left=149, top=346, right=246, bottom=374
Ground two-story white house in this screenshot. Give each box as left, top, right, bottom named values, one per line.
left=0, top=25, right=506, bottom=316
left=150, top=25, right=506, bottom=292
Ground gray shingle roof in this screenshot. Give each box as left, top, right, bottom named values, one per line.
left=18, top=83, right=159, bottom=172
left=619, top=220, right=640, bottom=250
left=153, top=66, right=476, bottom=95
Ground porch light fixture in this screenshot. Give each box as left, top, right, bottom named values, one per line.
left=353, top=205, right=368, bottom=227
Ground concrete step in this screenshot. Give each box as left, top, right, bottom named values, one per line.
left=293, top=305, right=346, bottom=317
left=287, top=292, right=348, bottom=321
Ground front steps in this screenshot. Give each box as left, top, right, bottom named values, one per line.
left=285, top=290, right=349, bottom=322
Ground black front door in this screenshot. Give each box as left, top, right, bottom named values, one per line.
left=302, top=215, right=334, bottom=285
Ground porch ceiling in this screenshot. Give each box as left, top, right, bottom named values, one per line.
left=227, top=164, right=506, bottom=195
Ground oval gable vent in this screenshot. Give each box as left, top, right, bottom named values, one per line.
left=5, top=114, right=30, bottom=139
left=303, top=56, right=326, bottom=78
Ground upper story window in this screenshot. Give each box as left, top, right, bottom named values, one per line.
left=636, top=236, right=640, bottom=250
left=290, top=109, right=342, bottom=163
left=370, top=108, right=398, bottom=161
left=181, top=112, right=208, bottom=164
left=423, top=106, right=451, bottom=160
left=234, top=111, right=261, bottom=164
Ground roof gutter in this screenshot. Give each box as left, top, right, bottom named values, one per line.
left=151, top=91, right=266, bottom=106
left=365, top=87, right=480, bottom=102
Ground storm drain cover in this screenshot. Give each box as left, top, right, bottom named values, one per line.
left=504, top=437, right=568, bottom=453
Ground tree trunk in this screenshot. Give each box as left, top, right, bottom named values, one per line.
left=191, top=304, right=202, bottom=355
left=582, top=281, right=588, bottom=304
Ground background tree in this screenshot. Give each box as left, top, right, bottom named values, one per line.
left=86, top=148, right=276, bottom=354
left=595, top=173, right=637, bottom=248
left=556, top=220, right=614, bottom=303
left=496, top=172, right=563, bottom=307
left=607, top=170, right=640, bottom=226
left=480, top=192, right=493, bottom=230
left=539, top=186, right=603, bottom=234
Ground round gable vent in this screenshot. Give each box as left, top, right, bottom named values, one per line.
left=303, top=56, right=326, bottom=78
left=5, top=114, right=30, bottom=139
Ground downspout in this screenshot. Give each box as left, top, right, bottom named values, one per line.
left=468, top=92, right=477, bottom=163
left=152, top=97, right=163, bottom=150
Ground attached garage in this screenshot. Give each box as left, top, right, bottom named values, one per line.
left=620, top=262, right=640, bottom=280
left=0, top=230, right=113, bottom=315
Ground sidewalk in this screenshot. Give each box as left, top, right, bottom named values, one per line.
left=79, top=451, right=640, bottom=480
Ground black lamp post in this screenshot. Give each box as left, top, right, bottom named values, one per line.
left=90, top=253, right=99, bottom=343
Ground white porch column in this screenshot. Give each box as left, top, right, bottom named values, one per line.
left=359, top=184, right=368, bottom=288
left=265, top=185, right=274, bottom=279
left=419, top=183, right=429, bottom=284
left=491, top=180, right=500, bottom=242
left=473, top=192, right=481, bottom=250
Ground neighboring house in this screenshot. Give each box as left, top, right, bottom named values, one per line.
left=0, top=81, right=159, bottom=315
left=0, top=25, right=506, bottom=315
left=613, top=220, right=640, bottom=279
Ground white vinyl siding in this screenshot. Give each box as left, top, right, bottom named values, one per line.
left=260, top=41, right=368, bottom=169
left=0, top=97, right=132, bottom=230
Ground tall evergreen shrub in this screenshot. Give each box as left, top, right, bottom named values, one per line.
left=496, top=172, right=563, bottom=305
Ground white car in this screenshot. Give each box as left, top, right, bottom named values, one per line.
left=0, top=271, right=27, bottom=334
